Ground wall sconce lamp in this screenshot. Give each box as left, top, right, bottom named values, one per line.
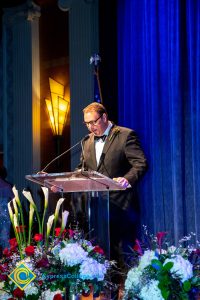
left=45, top=77, right=70, bottom=136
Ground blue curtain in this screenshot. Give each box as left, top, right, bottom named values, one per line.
left=117, top=0, right=200, bottom=242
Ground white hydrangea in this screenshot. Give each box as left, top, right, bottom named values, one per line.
left=24, top=283, right=39, bottom=296
left=124, top=267, right=142, bottom=291
left=164, top=255, right=193, bottom=282
left=0, top=294, right=11, bottom=300
left=59, top=243, right=88, bottom=266
left=0, top=282, right=4, bottom=290
left=0, top=284, right=11, bottom=300
left=139, top=280, right=164, bottom=300
left=139, top=250, right=158, bottom=270
left=79, top=257, right=107, bottom=281
left=167, top=246, right=177, bottom=254
left=40, top=289, right=63, bottom=300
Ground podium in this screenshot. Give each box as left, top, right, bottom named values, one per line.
left=26, top=169, right=125, bottom=257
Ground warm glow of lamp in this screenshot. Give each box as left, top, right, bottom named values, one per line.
left=45, top=78, right=70, bottom=135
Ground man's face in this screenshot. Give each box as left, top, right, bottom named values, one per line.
left=84, top=111, right=108, bottom=136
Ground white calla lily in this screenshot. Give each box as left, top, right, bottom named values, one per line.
left=61, top=210, right=69, bottom=231
left=41, top=187, right=49, bottom=209
left=22, top=190, right=36, bottom=209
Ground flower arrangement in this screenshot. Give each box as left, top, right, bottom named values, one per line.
left=123, top=227, right=200, bottom=300
left=0, top=187, right=113, bottom=300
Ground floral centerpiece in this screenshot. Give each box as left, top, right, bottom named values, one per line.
left=123, top=227, right=200, bottom=300
left=0, top=187, right=113, bottom=300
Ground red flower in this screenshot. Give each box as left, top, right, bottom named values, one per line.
left=55, top=228, right=66, bottom=237
left=156, top=232, right=167, bottom=247
left=33, top=233, right=43, bottom=242
left=36, top=257, right=49, bottom=268
left=53, top=294, right=63, bottom=300
left=16, top=225, right=26, bottom=233
left=25, top=245, right=35, bottom=256
left=13, top=287, right=24, bottom=298
left=66, top=229, right=75, bottom=238
left=93, top=245, right=104, bottom=255
left=0, top=274, right=7, bottom=281
left=133, top=239, right=143, bottom=255
left=38, top=280, right=43, bottom=286
left=0, top=263, right=8, bottom=272
left=3, top=248, right=12, bottom=257
left=9, top=238, right=18, bottom=251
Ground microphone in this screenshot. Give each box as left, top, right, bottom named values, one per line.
left=80, top=134, right=90, bottom=171
left=39, top=134, right=90, bottom=173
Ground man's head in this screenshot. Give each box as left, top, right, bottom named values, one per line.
left=83, top=102, right=109, bottom=136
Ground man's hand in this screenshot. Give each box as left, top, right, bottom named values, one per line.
left=113, top=177, right=130, bottom=188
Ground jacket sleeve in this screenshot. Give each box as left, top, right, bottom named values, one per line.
left=123, top=130, right=147, bottom=186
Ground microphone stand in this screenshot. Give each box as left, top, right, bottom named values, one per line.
left=39, top=135, right=89, bottom=173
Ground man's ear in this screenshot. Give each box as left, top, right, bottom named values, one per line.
left=102, top=113, right=108, bottom=122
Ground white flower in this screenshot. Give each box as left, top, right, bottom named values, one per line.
left=61, top=210, right=69, bottom=231
left=40, top=289, right=63, bottom=300
left=25, top=283, right=39, bottom=296
left=0, top=282, right=4, bottom=290
left=139, top=250, right=158, bottom=270
left=0, top=294, right=11, bottom=300
left=164, top=255, right=193, bottom=282
left=167, top=246, right=177, bottom=254
left=124, top=266, right=142, bottom=291
left=139, top=280, right=164, bottom=300
left=79, top=257, right=107, bottom=281
left=59, top=243, right=88, bottom=266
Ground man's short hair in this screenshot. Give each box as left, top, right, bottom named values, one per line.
left=83, top=102, right=108, bottom=116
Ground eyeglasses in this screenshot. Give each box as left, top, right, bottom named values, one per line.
left=83, top=114, right=103, bottom=127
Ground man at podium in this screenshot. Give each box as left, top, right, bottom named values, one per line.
left=80, top=102, right=147, bottom=280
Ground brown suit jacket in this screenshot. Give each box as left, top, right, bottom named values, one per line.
left=80, top=124, right=147, bottom=210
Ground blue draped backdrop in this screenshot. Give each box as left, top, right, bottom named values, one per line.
left=117, top=0, right=200, bottom=243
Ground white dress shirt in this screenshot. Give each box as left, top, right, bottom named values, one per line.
left=95, top=121, right=113, bottom=165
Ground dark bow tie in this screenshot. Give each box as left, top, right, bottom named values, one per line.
left=94, top=135, right=107, bottom=142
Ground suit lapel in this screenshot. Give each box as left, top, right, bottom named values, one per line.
left=88, top=135, right=98, bottom=170
left=97, top=125, right=120, bottom=171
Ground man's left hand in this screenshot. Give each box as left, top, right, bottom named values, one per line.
left=113, top=177, right=130, bottom=188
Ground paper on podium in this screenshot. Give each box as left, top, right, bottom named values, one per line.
left=26, top=169, right=126, bottom=192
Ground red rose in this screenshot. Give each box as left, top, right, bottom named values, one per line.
left=25, top=245, right=35, bottom=256
left=38, top=280, right=43, bottom=286
left=93, top=245, right=104, bottom=255
left=3, top=248, right=12, bottom=257
left=9, top=238, right=18, bottom=251
left=55, top=228, right=66, bottom=237
left=53, top=294, right=63, bottom=300
left=34, top=233, right=43, bottom=242
left=13, top=287, right=24, bottom=298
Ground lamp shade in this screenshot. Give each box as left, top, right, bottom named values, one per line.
left=45, top=78, right=70, bottom=135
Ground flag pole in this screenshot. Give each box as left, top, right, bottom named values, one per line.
left=90, top=54, right=103, bottom=104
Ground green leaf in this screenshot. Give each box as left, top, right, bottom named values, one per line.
left=151, top=259, right=163, bottom=271
left=161, top=288, right=170, bottom=300
left=163, top=261, right=173, bottom=271
left=183, top=280, right=191, bottom=292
